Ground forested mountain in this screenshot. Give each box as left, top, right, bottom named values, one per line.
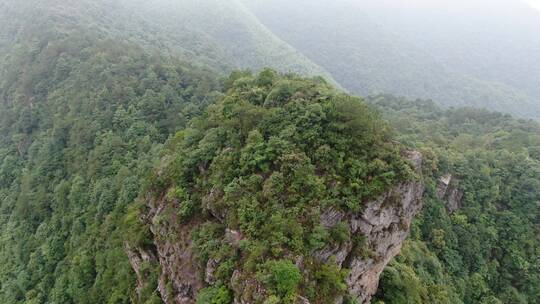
left=244, top=0, right=540, bottom=119
left=0, top=7, right=221, bottom=303
left=371, top=97, right=540, bottom=303
left=122, top=0, right=339, bottom=81
left=0, top=1, right=335, bottom=302
left=0, top=0, right=337, bottom=81
left=130, top=70, right=420, bottom=304
left=0, top=0, right=538, bottom=304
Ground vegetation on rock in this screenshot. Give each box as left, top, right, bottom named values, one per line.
left=144, top=70, right=413, bottom=303
left=371, top=96, right=540, bottom=304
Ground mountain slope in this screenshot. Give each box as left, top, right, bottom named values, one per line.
left=0, top=1, right=214, bottom=303
left=120, top=0, right=340, bottom=80
left=371, top=96, right=540, bottom=303
left=0, top=1, right=341, bottom=302
left=0, top=15, right=227, bottom=303
left=0, top=0, right=338, bottom=82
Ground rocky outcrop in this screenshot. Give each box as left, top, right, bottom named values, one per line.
left=436, top=174, right=463, bottom=213
left=127, top=151, right=425, bottom=304
left=125, top=242, right=159, bottom=299
left=127, top=195, right=204, bottom=304
left=315, top=169, right=425, bottom=303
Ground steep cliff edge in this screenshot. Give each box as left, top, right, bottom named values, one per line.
left=436, top=174, right=463, bottom=214
left=320, top=155, right=424, bottom=303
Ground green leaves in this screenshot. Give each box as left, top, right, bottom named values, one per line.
left=260, top=260, right=303, bottom=302
left=148, top=70, right=413, bottom=302
left=0, top=23, right=222, bottom=303
left=196, top=286, right=232, bottom=304
left=373, top=96, right=540, bottom=304
left=312, top=263, right=348, bottom=301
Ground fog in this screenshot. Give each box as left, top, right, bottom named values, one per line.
left=526, top=0, right=540, bottom=10
left=109, top=0, right=540, bottom=117
left=2, top=0, right=539, bottom=117
left=239, top=0, right=540, bottom=118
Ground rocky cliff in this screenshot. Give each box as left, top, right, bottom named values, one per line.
left=316, top=151, right=425, bottom=303
left=127, top=193, right=205, bottom=303
left=127, top=151, right=425, bottom=304
left=319, top=180, right=424, bottom=303
left=436, top=174, right=463, bottom=214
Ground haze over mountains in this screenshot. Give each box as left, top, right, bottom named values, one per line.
left=0, top=0, right=336, bottom=79
left=5, top=0, right=538, bottom=118
left=245, top=0, right=540, bottom=119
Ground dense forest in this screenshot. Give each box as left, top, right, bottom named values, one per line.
left=0, top=31, right=221, bottom=304
left=0, top=0, right=539, bottom=303
left=371, top=96, right=540, bottom=303
left=0, top=2, right=223, bottom=301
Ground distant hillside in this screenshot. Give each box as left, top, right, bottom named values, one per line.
left=121, top=0, right=339, bottom=79
left=0, top=0, right=338, bottom=83
left=244, top=0, right=540, bottom=119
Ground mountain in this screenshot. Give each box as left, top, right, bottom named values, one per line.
left=0, top=0, right=338, bottom=81
left=126, top=73, right=540, bottom=304
left=0, top=1, right=339, bottom=302
left=0, top=4, right=220, bottom=303
left=127, top=70, right=422, bottom=304
left=244, top=0, right=540, bottom=119
left=0, top=0, right=538, bottom=304
left=120, top=0, right=339, bottom=80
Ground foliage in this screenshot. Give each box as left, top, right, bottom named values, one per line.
left=0, top=11, right=220, bottom=303
left=1, top=1, right=539, bottom=302
left=196, top=286, right=232, bottom=304
left=261, top=260, right=302, bottom=302
left=311, top=263, right=348, bottom=302
left=149, top=70, right=413, bottom=302
left=371, top=95, right=540, bottom=304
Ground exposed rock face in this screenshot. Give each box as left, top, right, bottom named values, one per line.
left=313, top=150, right=425, bottom=303
left=436, top=174, right=463, bottom=213
left=316, top=176, right=425, bottom=303
left=127, top=195, right=204, bottom=304
left=125, top=242, right=159, bottom=299
left=126, top=151, right=425, bottom=304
